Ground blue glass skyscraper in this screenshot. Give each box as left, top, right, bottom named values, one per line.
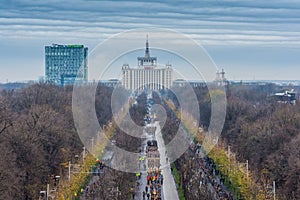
left=45, top=44, right=88, bottom=86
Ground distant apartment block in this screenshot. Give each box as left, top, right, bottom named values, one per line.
left=121, top=37, right=173, bottom=93
left=45, top=44, right=88, bottom=86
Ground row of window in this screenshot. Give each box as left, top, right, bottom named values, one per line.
left=47, top=65, right=83, bottom=70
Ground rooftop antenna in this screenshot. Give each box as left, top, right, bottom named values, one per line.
left=145, top=34, right=150, bottom=58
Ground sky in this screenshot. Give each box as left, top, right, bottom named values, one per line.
left=0, top=0, right=300, bottom=82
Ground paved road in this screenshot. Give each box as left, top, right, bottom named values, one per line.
left=154, top=121, right=180, bottom=200
left=135, top=118, right=180, bottom=200
left=134, top=127, right=151, bottom=200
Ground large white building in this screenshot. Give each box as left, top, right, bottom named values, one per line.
left=121, top=37, right=173, bottom=93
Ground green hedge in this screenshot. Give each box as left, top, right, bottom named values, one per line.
left=171, top=163, right=186, bottom=200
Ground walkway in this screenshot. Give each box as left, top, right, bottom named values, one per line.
left=134, top=127, right=152, bottom=200
left=154, top=121, right=180, bottom=200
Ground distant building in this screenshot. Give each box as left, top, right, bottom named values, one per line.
left=45, top=44, right=88, bottom=86
left=173, top=79, right=206, bottom=88
left=214, top=68, right=228, bottom=86
left=173, top=69, right=229, bottom=88
left=273, top=89, right=296, bottom=105
left=173, top=79, right=187, bottom=87
left=100, top=79, right=121, bottom=87
left=121, top=36, right=173, bottom=93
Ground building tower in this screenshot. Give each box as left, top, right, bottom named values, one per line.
left=220, top=68, right=225, bottom=80
left=214, top=68, right=228, bottom=86
left=145, top=34, right=150, bottom=58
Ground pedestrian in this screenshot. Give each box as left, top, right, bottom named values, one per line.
left=143, top=191, right=146, bottom=200
left=147, top=193, right=150, bottom=200
left=145, top=186, right=148, bottom=193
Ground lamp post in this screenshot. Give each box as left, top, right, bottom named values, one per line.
left=68, top=153, right=82, bottom=182
left=68, top=161, right=71, bottom=182
left=246, top=160, right=249, bottom=178
left=40, top=175, right=60, bottom=200
left=228, top=146, right=231, bottom=172
left=82, top=146, right=86, bottom=163
left=237, top=160, right=249, bottom=178
left=46, top=184, right=50, bottom=200
left=273, top=181, right=276, bottom=200
left=90, top=137, right=94, bottom=154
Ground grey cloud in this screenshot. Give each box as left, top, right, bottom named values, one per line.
left=0, top=0, right=299, bottom=46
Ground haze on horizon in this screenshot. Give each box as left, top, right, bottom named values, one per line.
left=0, top=0, right=300, bottom=82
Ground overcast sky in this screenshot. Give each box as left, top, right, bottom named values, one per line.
left=0, top=0, right=300, bottom=82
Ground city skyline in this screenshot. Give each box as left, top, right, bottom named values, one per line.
left=0, top=0, right=300, bottom=82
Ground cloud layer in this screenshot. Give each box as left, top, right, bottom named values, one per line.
left=1, top=0, right=300, bottom=46
left=0, top=0, right=300, bottom=82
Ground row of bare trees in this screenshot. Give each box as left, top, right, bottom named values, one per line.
left=0, top=83, right=116, bottom=199
left=165, top=83, right=300, bottom=199
left=223, top=84, right=300, bottom=199
left=83, top=92, right=148, bottom=199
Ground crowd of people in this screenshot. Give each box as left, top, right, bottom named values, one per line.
left=143, top=139, right=163, bottom=200
left=145, top=170, right=163, bottom=200
left=188, top=143, right=234, bottom=200
left=81, top=171, right=106, bottom=198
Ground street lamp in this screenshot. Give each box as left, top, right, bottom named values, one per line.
left=54, top=175, right=60, bottom=188
left=68, top=161, right=76, bottom=181
left=82, top=146, right=86, bottom=163
left=40, top=191, right=46, bottom=200
left=90, top=137, right=94, bottom=153
left=75, top=155, right=79, bottom=163
left=68, top=161, right=71, bottom=181
left=272, top=181, right=276, bottom=200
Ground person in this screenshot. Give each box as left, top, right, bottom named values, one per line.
left=147, top=193, right=150, bottom=200
left=145, top=186, right=148, bottom=193
left=143, top=191, right=146, bottom=200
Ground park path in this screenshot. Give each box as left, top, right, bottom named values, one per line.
left=154, top=121, right=180, bottom=200
left=134, top=127, right=152, bottom=200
